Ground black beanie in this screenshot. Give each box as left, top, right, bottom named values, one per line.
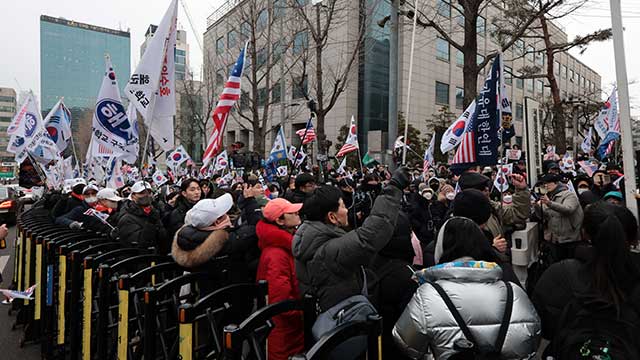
left=453, top=189, right=492, bottom=226
left=458, top=172, right=491, bottom=191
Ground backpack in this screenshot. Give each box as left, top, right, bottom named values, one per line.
left=427, top=279, right=514, bottom=360
left=545, top=296, right=640, bottom=359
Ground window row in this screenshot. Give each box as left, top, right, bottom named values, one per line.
left=228, top=76, right=309, bottom=110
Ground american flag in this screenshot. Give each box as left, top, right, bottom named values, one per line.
left=295, top=117, right=317, bottom=145
left=452, top=131, right=476, bottom=164
left=202, top=44, right=247, bottom=168
left=336, top=116, right=359, bottom=157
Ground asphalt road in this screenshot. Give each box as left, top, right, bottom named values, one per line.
left=0, top=224, right=41, bottom=360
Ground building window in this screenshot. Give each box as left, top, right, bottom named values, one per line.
left=456, top=50, right=464, bottom=67
left=296, top=0, right=308, bottom=5
left=516, top=77, right=523, bottom=89
left=570, top=69, right=575, bottom=82
left=526, top=78, right=533, bottom=93
left=293, top=75, right=308, bottom=99
left=257, top=48, right=267, bottom=69
left=561, top=64, right=567, bottom=79
left=536, top=79, right=544, bottom=95
left=514, top=39, right=524, bottom=56
left=227, top=29, right=238, bottom=49
left=577, top=74, right=582, bottom=87
left=216, top=70, right=225, bottom=86
left=454, top=8, right=464, bottom=26
left=505, top=66, right=512, bottom=85
left=535, top=51, right=544, bottom=66
left=554, top=61, right=560, bottom=76
left=273, top=40, right=284, bottom=62
left=240, top=90, right=249, bottom=111
left=515, top=102, right=523, bottom=121
left=437, top=0, right=451, bottom=17
left=587, top=80, right=591, bottom=91
left=256, top=9, right=269, bottom=32
left=455, top=87, right=464, bottom=110
left=477, top=16, right=486, bottom=36
left=436, top=37, right=449, bottom=62
left=293, top=31, right=308, bottom=55
left=526, top=45, right=535, bottom=62
left=216, top=36, right=224, bottom=55
left=435, top=81, right=450, bottom=106
left=274, top=0, right=285, bottom=18
left=272, top=80, right=282, bottom=103
left=257, top=87, right=268, bottom=107
left=241, top=21, right=251, bottom=40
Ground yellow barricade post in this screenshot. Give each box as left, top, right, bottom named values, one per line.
left=82, top=257, right=94, bottom=360
left=24, top=232, right=32, bottom=305
left=178, top=304, right=193, bottom=360
left=57, top=248, right=67, bottom=346
left=34, top=237, right=43, bottom=320
left=117, top=275, right=130, bottom=360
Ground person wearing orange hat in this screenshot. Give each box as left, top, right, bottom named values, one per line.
left=255, top=198, right=303, bottom=360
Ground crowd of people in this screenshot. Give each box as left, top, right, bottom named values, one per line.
left=37, top=153, right=640, bottom=359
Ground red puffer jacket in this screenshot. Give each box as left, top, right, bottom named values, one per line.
left=255, top=220, right=304, bottom=360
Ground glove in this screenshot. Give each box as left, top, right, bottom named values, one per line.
left=388, top=166, right=411, bottom=190
left=69, top=221, right=83, bottom=230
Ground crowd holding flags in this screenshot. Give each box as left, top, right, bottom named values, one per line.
left=423, top=135, right=435, bottom=175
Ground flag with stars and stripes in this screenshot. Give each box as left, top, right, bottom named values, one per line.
left=295, top=117, right=317, bottom=145
left=336, top=116, right=359, bottom=157
left=202, top=44, right=247, bottom=168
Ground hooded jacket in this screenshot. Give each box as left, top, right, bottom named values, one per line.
left=393, top=261, right=541, bottom=359
left=255, top=220, right=304, bottom=360
left=172, top=225, right=229, bottom=268
left=292, top=185, right=402, bottom=311
left=535, top=183, right=583, bottom=243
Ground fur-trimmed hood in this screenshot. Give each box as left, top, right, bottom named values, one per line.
left=171, top=225, right=229, bottom=268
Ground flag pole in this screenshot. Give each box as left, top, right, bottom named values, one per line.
left=357, top=146, right=364, bottom=174
left=402, top=0, right=420, bottom=165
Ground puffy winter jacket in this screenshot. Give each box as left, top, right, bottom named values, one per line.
left=255, top=220, right=304, bottom=360
left=116, top=201, right=169, bottom=253
left=292, top=185, right=402, bottom=311
left=535, top=184, right=583, bottom=243
left=393, top=260, right=541, bottom=359
left=165, top=197, right=195, bottom=237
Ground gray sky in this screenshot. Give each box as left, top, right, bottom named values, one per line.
left=1, top=0, right=639, bottom=114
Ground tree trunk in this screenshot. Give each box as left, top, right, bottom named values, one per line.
left=462, top=2, right=480, bottom=108
left=539, top=14, right=567, bottom=153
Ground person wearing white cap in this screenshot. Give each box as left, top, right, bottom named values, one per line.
left=172, top=192, right=259, bottom=287
left=54, top=183, right=99, bottom=229
left=115, top=181, right=169, bottom=254
left=51, top=178, right=87, bottom=218
left=75, top=188, right=124, bottom=235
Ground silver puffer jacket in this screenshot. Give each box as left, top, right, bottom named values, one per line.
left=393, top=260, right=541, bottom=359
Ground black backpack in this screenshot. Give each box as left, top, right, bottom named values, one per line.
left=545, top=296, right=640, bottom=359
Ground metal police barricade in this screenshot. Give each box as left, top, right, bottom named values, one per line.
left=221, top=293, right=317, bottom=360
left=116, top=262, right=187, bottom=360
left=179, top=280, right=269, bottom=360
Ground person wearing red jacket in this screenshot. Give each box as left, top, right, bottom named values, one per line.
left=255, top=198, right=304, bottom=360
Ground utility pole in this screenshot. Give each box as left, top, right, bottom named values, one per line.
left=388, top=0, right=399, bottom=169
left=610, top=0, right=638, bottom=218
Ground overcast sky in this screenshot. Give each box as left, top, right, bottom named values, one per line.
left=1, top=0, right=639, bottom=115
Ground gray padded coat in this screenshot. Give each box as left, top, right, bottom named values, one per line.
left=393, top=260, right=541, bottom=359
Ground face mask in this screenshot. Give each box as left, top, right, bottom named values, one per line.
left=423, top=192, right=433, bottom=200
left=84, top=196, right=97, bottom=204
left=445, top=192, right=456, bottom=201
left=503, top=195, right=513, bottom=204
left=578, top=188, right=588, bottom=195
left=136, top=195, right=152, bottom=206
left=270, top=192, right=279, bottom=199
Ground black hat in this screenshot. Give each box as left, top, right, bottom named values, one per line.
left=458, top=172, right=491, bottom=191
left=453, top=189, right=492, bottom=225
left=295, top=173, right=316, bottom=189
left=541, top=173, right=561, bottom=183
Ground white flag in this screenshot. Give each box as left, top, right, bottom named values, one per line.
left=214, top=150, right=229, bottom=172
left=152, top=170, right=169, bottom=186
left=8, top=93, right=58, bottom=164
left=493, top=163, right=513, bottom=193
left=581, top=127, right=592, bottom=154
left=125, top=0, right=178, bottom=150
left=294, top=147, right=307, bottom=168
left=43, top=99, right=73, bottom=153
left=277, top=166, right=288, bottom=177
left=441, top=100, right=476, bottom=154
left=594, top=87, right=617, bottom=139
left=91, top=56, right=138, bottom=163
left=336, top=157, right=347, bottom=175
left=125, top=102, right=140, bottom=163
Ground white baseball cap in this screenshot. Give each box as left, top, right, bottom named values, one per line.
left=131, top=181, right=152, bottom=194
left=82, top=184, right=99, bottom=195
left=97, top=188, right=123, bottom=202
left=184, top=193, right=234, bottom=229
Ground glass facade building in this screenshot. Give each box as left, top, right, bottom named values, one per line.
left=358, top=0, right=390, bottom=150
left=40, top=15, right=131, bottom=112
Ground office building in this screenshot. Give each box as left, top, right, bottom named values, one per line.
left=140, top=25, right=189, bottom=80
left=204, top=0, right=601, bottom=158
left=40, top=15, right=131, bottom=159
left=0, top=87, right=17, bottom=161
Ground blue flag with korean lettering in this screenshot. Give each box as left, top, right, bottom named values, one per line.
left=267, top=126, right=288, bottom=165
left=452, top=54, right=501, bottom=166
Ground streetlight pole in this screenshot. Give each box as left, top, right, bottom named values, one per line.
left=609, top=0, right=638, bottom=218
left=388, top=0, right=399, bottom=170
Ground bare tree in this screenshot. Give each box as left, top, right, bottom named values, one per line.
left=176, top=75, right=209, bottom=161
left=500, top=0, right=610, bottom=152
left=289, top=0, right=382, bottom=156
